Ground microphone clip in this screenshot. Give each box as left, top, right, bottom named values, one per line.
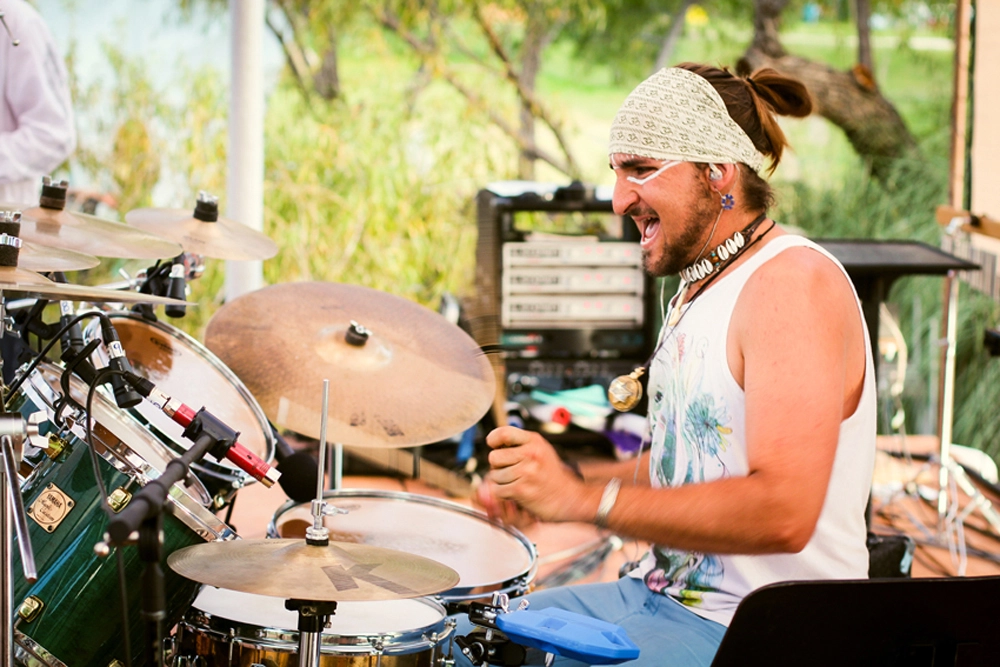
left=182, top=408, right=240, bottom=464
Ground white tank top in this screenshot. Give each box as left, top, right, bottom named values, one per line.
left=629, top=234, right=876, bottom=627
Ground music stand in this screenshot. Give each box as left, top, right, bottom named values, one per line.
left=710, top=576, right=1000, bottom=667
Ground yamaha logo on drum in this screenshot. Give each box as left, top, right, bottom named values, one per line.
left=27, top=483, right=75, bottom=532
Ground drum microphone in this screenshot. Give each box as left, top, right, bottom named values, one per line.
left=99, top=317, right=143, bottom=409
left=272, top=427, right=320, bottom=503
left=122, top=370, right=281, bottom=488
left=164, top=254, right=187, bottom=319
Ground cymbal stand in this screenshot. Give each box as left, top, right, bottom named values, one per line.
left=0, top=293, right=40, bottom=666
left=297, top=379, right=346, bottom=667
left=934, top=270, right=1000, bottom=573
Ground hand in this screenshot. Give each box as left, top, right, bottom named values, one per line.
left=474, top=479, right=537, bottom=530
left=484, top=426, right=591, bottom=523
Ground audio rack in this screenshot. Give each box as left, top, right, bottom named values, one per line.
left=467, top=182, right=656, bottom=420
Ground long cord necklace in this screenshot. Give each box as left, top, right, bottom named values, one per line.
left=608, top=213, right=773, bottom=412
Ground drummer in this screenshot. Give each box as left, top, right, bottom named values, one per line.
left=458, top=63, right=876, bottom=666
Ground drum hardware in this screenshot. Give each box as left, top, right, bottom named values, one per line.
left=204, top=281, right=494, bottom=449
left=130, top=252, right=206, bottom=322
left=454, top=592, right=640, bottom=666
left=125, top=192, right=279, bottom=261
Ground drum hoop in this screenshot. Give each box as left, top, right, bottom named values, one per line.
left=97, top=312, right=277, bottom=476
left=19, top=363, right=236, bottom=543
left=184, top=595, right=448, bottom=653
left=268, top=489, right=539, bottom=599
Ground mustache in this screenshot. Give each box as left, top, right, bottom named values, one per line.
left=626, top=205, right=657, bottom=219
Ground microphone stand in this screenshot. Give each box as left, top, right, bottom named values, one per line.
left=104, top=409, right=238, bottom=667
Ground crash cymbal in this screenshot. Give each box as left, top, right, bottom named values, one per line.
left=167, top=538, right=460, bottom=601
left=0, top=266, right=191, bottom=306
left=204, top=282, right=494, bottom=448
left=10, top=204, right=183, bottom=260
left=17, top=241, right=100, bottom=272
left=125, top=207, right=278, bottom=261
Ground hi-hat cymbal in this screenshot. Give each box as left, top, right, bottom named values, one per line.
left=204, top=282, right=494, bottom=448
left=7, top=203, right=183, bottom=260
left=0, top=266, right=191, bottom=306
left=17, top=241, right=101, bottom=272
left=125, top=208, right=278, bottom=261
left=167, top=538, right=460, bottom=601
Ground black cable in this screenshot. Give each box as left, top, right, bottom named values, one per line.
left=2, top=310, right=101, bottom=406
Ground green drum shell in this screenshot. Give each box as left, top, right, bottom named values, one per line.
left=14, top=439, right=203, bottom=666
left=10, top=365, right=235, bottom=667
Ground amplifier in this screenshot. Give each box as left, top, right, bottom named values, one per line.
left=501, top=295, right=645, bottom=328
left=502, top=241, right=642, bottom=267
left=502, top=267, right=645, bottom=295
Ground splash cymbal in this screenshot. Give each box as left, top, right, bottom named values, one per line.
left=204, top=282, right=494, bottom=448
left=10, top=204, right=183, bottom=260
left=167, top=538, right=460, bottom=601
left=17, top=241, right=100, bottom=272
left=125, top=207, right=278, bottom=261
left=0, top=266, right=191, bottom=306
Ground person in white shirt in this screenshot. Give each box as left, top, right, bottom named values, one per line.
left=458, top=62, right=876, bottom=667
left=1, top=0, right=75, bottom=205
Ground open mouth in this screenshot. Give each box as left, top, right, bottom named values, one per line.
left=634, top=215, right=661, bottom=248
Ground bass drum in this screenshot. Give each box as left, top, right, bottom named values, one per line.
left=174, top=587, right=451, bottom=666
left=269, top=489, right=537, bottom=610
left=10, top=362, right=236, bottom=667
left=86, top=311, right=275, bottom=508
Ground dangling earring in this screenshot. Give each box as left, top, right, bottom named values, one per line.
left=721, top=193, right=735, bottom=210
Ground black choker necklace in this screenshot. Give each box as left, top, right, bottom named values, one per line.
left=607, top=214, right=774, bottom=412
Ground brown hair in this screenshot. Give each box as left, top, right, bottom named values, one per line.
left=676, top=62, right=813, bottom=211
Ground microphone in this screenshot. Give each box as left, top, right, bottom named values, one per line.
left=99, top=317, right=143, bottom=409
left=272, top=427, right=320, bottom=503
left=123, top=370, right=281, bottom=488
left=164, top=255, right=187, bottom=319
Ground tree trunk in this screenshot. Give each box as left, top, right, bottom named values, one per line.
left=743, top=0, right=917, bottom=181
left=314, top=27, right=341, bottom=100
left=652, top=0, right=695, bottom=74
left=855, top=0, right=874, bottom=73
left=518, top=5, right=549, bottom=180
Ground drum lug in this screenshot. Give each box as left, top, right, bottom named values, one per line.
left=42, top=433, right=69, bottom=461
left=107, top=487, right=133, bottom=513
left=17, top=596, right=44, bottom=623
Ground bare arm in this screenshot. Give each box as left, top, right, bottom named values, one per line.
left=486, top=248, right=866, bottom=554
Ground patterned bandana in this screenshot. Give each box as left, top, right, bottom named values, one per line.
left=609, top=67, right=766, bottom=173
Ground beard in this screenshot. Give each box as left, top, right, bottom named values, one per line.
left=641, top=181, right=719, bottom=278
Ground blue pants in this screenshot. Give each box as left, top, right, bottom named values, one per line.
left=449, top=577, right=727, bottom=667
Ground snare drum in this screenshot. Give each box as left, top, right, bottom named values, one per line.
left=86, top=311, right=275, bottom=507
left=174, top=587, right=451, bottom=666
left=10, top=363, right=236, bottom=667
left=269, top=490, right=537, bottom=608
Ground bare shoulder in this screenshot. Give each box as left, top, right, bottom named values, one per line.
left=744, top=242, right=855, bottom=308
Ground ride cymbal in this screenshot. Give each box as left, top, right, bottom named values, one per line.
left=204, top=282, right=494, bottom=448
left=12, top=204, right=183, bottom=260
left=126, top=194, right=278, bottom=261
left=167, top=539, right=460, bottom=601
left=0, top=266, right=192, bottom=306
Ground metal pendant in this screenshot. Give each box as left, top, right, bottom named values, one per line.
left=608, top=368, right=645, bottom=412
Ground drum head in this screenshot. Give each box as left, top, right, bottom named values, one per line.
left=192, top=586, right=445, bottom=640
left=272, top=490, right=536, bottom=600
left=94, top=313, right=275, bottom=478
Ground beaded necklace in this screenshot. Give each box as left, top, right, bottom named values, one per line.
left=608, top=214, right=774, bottom=412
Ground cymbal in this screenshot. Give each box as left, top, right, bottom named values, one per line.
left=204, top=282, right=494, bottom=448
left=0, top=266, right=191, bottom=306
left=7, top=203, right=183, bottom=260
left=125, top=207, right=278, bottom=261
left=17, top=241, right=100, bottom=272
left=167, top=538, right=460, bottom=601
